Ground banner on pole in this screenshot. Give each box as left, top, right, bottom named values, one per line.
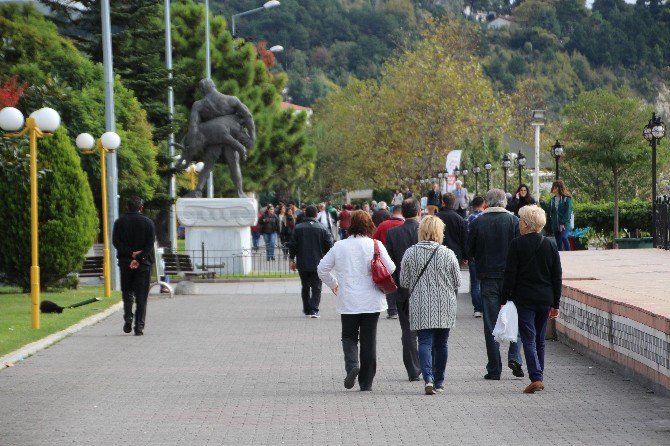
left=445, top=150, right=462, bottom=193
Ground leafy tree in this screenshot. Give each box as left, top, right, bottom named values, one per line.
left=0, top=127, right=98, bottom=290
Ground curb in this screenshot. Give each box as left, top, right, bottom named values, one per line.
left=0, top=302, right=123, bottom=370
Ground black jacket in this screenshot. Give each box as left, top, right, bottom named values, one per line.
left=427, top=189, right=441, bottom=207
left=435, top=206, right=467, bottom=262
left=506, top=196, right=536, bottom=218
left=384, top=218, right=420, bottom=301
left=112, top=211, right=155, bottom=267
left=260, top=213, right=280, bottom=234
left=288, top=218, right=333, bottom=272
left=466, top=208, right=519, bottom=279
left=501, top=233, right=562, bottom=309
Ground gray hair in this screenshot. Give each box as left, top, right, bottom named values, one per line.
left=377, top=201, right=388, bottom=210
left=485, top=189, right=507, bottom=208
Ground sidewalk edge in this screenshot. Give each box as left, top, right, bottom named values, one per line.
left=0, top=302, right=122, bottom=370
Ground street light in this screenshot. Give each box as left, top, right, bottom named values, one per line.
left=472, top=165, right=481, bottom=196
left=484, top=160, right=492, bottom=191
left=269, top=45, right=284, bottom=53
left=232, top=1, right=281, bottom=37
left=453, top=166, right=460, bottom=178
left=186, top=162, right=205, bottom=190
left=515, top=150, right=526, bottom=187
left=531, top=109, right=545, bottom=200
left=461, top=167, right=469, bottom=188
left=552, top=140, right=564, bottom=180
left=502, top=154, right=511, bottom=193
left=644, top=112, right=666, bottom=246
left=76, top=132, right=121, bottom=299
left=0, top=106, right=61, bottom=329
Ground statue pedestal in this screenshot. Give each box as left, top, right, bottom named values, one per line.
left=176, top=198, right=258, bottom=275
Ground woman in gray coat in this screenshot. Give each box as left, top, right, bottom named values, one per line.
left=400, top=216, right=462, bottom=395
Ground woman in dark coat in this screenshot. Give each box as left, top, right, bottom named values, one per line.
left=280, top=208, right=296, bottom=259
left=506, top=184, right=536, bottom=218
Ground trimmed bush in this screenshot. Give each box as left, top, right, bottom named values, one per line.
left=573, top=200, right=652, bottom=234
left=0, top=127, right=98, bottom=290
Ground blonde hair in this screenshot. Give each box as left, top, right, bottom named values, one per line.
left=518, top=205, right=546, bottom=233
left=419, top=215, right=445, bottom=244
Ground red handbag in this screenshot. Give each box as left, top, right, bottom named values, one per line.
left=371, top=240, right=398, bottom=294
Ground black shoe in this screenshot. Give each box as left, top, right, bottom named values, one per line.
left=508, top=360, right=525, bottom=378
left=344, top=367, right=360, bottom=389
left=123, top=322, right=132, bottom=334
left=359, top=386, right=372, bottom=391
left=409, top=374, right=421, bottom=382
left=134, top=329, right=144, bottom=336
left=484, top=373, right=500, bottom=380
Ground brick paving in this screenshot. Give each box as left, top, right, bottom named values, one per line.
left=1, top=275, right=669, bottom=445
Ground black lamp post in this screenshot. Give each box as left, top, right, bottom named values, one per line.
left=502, top=154, right=511, bottom=193
left=515, top=151, right=526, bottom=187
left=552, top=140, right=564, bottom=180
left=453, top=166, right=460, bottom=180
left=473, top=165, right=481, bottom=196
left=484, top=160, right=492, bottom=191
left=461, top=167, right=469, bottom=188
left=644, top=112, right=666, bottom=246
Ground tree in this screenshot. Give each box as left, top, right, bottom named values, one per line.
left=0, top=127, right=98, bottom=290
left=561, top=89, right=655, bottom=242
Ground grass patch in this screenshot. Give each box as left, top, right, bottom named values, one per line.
left=0, top=285, right=121, bottom=357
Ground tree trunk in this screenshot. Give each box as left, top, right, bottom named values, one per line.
left=613, top=168, right=619, bottom=248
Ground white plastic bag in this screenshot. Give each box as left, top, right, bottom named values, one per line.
left=492, top=301, right=518, bottom=343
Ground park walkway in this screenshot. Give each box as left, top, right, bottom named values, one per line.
left=1, top=275, right=669, bottom=445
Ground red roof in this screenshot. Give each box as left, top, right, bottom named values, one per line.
left=281, top=102, right=312, bottom=112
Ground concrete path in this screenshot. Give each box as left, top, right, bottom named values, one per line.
left=1, top=276, right=669, bottom=445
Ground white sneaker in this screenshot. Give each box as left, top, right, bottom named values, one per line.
left=473, top=311, right=483, bottom=318
left=310, top=312, right=321, bottom=318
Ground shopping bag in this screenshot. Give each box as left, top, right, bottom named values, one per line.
left=492, top=301, right=518, bottom=343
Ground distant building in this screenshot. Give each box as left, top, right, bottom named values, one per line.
left=281, top=102, right=312, bottom=116
left=488, top=15, right=515, bottom=29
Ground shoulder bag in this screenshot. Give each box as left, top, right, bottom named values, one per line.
left=371, top=240, right=398, bottom=294
left=410, top=244, right=441, bottom=295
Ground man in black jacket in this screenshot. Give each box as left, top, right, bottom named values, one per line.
left=426, top=183, right=441, bottom=215
left=436, top=192, right=468, bottom=263
left=384, top=198, right=422, bottom=381
left=288, top=206, right=334, bottom=318
left=467, top=189, right=523, bottom=380
left=112, top=196, right=155, bottom=336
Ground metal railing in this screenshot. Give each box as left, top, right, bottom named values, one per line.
left=654, top=197, right=670, bottom=250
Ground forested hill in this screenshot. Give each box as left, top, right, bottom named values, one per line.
left=215, top=0, right=670, bottom=114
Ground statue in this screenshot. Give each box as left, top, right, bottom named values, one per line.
left=176, top=79, right=255, bottom=198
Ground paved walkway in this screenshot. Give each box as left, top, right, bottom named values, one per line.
left=1, top=276, right=669, bottom=445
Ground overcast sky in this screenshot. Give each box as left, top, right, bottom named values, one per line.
left=585, top=0, right=638, bottom=6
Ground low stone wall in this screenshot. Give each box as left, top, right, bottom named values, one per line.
left=556, top=284, right=670, bottom=394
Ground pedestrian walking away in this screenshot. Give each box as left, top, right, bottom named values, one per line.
left=338, top=204, right=353, bottom=240
left=288, top=205, right=334, bottom=318
left=318, top=211, right=396, bottom=391
left=372, top=201, right=391, bottom=227
left=112, top=196, right=156, bottom=336
left=373, top=206, right=405, bottom=319
left=435, top=192, right=468, bottom=264
left=317, top=203, right=337, bottom=241
left=400, top=216, right=461, bottom=395
left=502, top=205, right=562, bottom=393
left=385, top=198, right=423, bottom=381
left=466, top=196, right=485, bottom=317
left=467, top=189, right=524, bottom=380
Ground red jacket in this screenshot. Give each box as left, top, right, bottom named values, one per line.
left=372, top=217, right=404, bottom=244
left=339, top=209, right=352, bottom=230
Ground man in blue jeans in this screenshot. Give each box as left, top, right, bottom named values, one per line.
left=466, top=196, right=485, bottom=318
left=467, top=189, right=524, bottom=380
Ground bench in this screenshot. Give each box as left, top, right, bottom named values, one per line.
left=162, top=252, right=216, bottom=279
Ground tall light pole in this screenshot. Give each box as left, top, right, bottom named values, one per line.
left=0, top=106, right=61, bottom=329
left=502, top=154, right=511, bottom=193
left=204, top=0, right=214, bottom=198
left=232, top=1, right=281, bottom=38
left=484, top=161, right=492, bottom=191
left=101, top=0, right=120, bottom=291
left=165, top=0, right=177, bottom=251
left=461, top=167, right=469, bottom=189
left=552, top=140, right=564, bottom=181
left=473, top=165, right=481, bottom=196
left=643, top=112, right=666, bottom=247
left=516, top=150, right=526, bottom=187
left=531, top=109, right=545, bottom=201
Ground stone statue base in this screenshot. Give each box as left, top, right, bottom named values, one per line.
left=176, top=198, right=258, bottom=275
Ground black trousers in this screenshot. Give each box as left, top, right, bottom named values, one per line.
left=341, top=313, right=380, bottom=389
left=298, top=270, right=322, bottom=314
left=120, top=265, right=151, bottom=330
left=396, top=296, right=421, bottom=379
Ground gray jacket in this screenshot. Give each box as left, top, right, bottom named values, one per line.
left=453, top=187, right=469, bottom=211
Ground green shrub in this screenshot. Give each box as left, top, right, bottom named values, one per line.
left=0, top=127, right=98, bottom=290
left=573, top=200, right=652, bottom=234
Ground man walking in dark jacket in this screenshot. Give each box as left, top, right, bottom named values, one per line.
left=436, top=192, right=468, bottom=264
left=289, top=206, right=334, bottom=318
left=112, top=196, right=155, bottom=336
left=467, top=189, right=524, bottom=380
left=385, top=198, right=422, bottom=381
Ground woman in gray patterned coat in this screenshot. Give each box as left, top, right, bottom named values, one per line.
left=400, top=215, right=462, bottom=395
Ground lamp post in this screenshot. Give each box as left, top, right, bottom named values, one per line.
left=501, top=154, right=511, bottom=193
left=453, top=166, right=460, bottom=180
left=515, top=151, right=526, bottom=187
left=0, top=106, right=61, bottom=329
left=552, top=140, right=564, bottom=180
left=484, top=160, right=492, bottom=191
left=530, top=109, right=545, bottom=200
left=76, top=132, right=122, bottom=299
left=232, top=0, right=281, bottom=38
left=461, top=167, right=469, bottom=188
left=643, top=112, right=666, bottom=247
left=186, top=162, right=205, bottom=190
left=472, top=165, right=481, bottom=196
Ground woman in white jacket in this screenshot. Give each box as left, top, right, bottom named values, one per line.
left=318, top=210, right=396, bottom=391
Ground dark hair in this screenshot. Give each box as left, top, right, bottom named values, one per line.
left=516, top=183, right=534, bottom=204
left=348, top=210, right=376, bottom=237
left=551, top=180, right=572, bottom=198
left=127, top=196, right=143, bottom=212
left=401, top=198, right=420, bottom=218
left=441, top=193, right=456, bottom=208
left=305, top=205, right=318, bottom=218
left=471, top=196, right=485, bottom=208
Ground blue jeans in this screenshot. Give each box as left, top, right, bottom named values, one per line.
left=554, top=228, right=570, bottom=251
left=417, top=328, right=450, bottom=387
left=517, top=304, right=551, bottom=382
left=339, top=228, right=348, bottom=240
left=468, top=260, right=482, bottom=313
left=263, top=232, right=277, bottom=259
left=252, top=231, right=261, bottom=250
left=480, top=278, right=522, bottom=377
